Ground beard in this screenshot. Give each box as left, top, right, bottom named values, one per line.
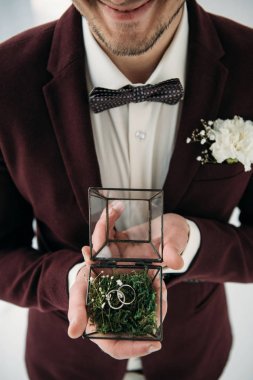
left=87, top=0, right=185, bottom=56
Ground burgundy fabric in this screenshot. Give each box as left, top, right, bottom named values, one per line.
left=142, top=283, right=232, bottom=380
left=0, top=0, right=252, bottom=379
left=25, top=309, right=127, bottom=380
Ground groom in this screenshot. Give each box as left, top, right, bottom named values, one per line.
left=0, top=1, right=253, bottom=379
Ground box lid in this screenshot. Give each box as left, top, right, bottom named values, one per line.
left=89, top=187, right=163, bottom=263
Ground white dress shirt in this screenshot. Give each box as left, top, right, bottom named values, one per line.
left=68, top=4, right=200, bottom=289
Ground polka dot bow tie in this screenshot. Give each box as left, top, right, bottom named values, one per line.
left=89, top=78, right=184, bottom=113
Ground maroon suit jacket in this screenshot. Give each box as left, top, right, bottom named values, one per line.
left=0, top=1, right=253, bottom=379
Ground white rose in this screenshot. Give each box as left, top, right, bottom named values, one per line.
left=209, top=116, right=253, bottom=171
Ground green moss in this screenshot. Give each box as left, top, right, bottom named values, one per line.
left=87, top=270, right=158, bottom=337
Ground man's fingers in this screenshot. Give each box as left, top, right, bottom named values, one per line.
left=162, top=213, right=189, bottom=269
left=68, top=267, right=87, bottom=339
left=92, top=201, right=125, bottom=251
left=81, top=245, right=93, bottom=265
left=68, top=310, right=86, bottom=339
left=89, top=336, right=161, bottom=360
left=161, top=280, right=168, bottom=321
left=163, top=244, right=184, bottom=269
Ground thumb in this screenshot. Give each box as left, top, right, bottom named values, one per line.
left=68, top=266, right=88, bottom=339
left=81, top=245, right=93, bottom=265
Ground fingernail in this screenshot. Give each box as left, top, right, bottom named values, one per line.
left=149, top=345, right=160, bottom=353
left=109, top=200, right=125, bottom=214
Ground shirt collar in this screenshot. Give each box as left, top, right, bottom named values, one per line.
left=83, top=3, right=189, bottom=91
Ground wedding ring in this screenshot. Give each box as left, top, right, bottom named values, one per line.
left=105, top=284, right=136, bottom=309
left=106, top=289, right=125, bottom=310
left=118, top=284, right=136, bottom=305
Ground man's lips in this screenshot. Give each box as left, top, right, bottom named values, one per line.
left=99, top=0, right=152, bottom=13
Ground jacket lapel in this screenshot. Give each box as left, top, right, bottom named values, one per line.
left=43, top=7, right=101, bottom=223
left=164, top=0, right=229, bottom=212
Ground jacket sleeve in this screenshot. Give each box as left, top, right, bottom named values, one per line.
left=167, top=173, right=253, bottom=287
left=0, top=155, right=82, bottom=312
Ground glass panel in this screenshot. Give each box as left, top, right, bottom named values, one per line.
left=108, top=199, right=149, bottom=239
left=151, top=192, right=164, bottom=260
left=85, top=264, right=163, bottom=341
left=89, top=189, right=107, bottom=258
left=89, top=188, right=163, bottom=262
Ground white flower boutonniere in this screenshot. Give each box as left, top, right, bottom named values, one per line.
left=186, top=116, right=253, bottom=172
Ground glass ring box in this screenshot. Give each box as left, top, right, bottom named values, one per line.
left=85, top=188, right=164, bottom=341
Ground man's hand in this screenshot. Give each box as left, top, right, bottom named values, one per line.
left=91, top=201, right=189, bottom=267
left=67, top=204, right=188, bottom=359
left=162, top=213, right=189, bottom=270
left=68, top=264, right=89, bottom=339
left=68, top=244, right=166, bottom=359
left=114, top=212, right=189, bottom=269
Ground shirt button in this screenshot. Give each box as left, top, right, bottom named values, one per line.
left=135, top=131, right=146, bottom=141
